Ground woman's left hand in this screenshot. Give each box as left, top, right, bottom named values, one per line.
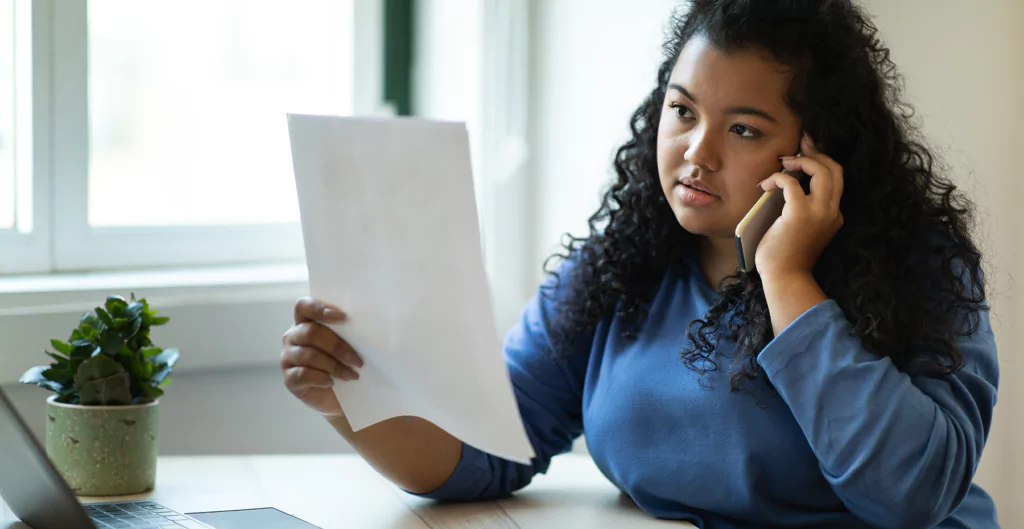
left=754, top=132, right=844, bottom=280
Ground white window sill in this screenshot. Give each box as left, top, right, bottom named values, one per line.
left=0, top=262, right=309, bottom=316
left=0, top=263, right=311, bottom=384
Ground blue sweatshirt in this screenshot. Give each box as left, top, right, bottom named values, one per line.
left=415, top=253, right=1000, bottom=529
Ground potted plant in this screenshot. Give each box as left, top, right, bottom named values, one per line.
left=18, top=294, right=179, bottom=496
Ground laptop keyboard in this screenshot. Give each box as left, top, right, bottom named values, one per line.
left=83, top=501, right=208, bottom=528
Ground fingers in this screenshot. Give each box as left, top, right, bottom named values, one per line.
left=283, top=366, right=336, bottom=392
left=286, top=298, right=363, bottom=397
left=781, top=154, right=832, bottom=207
left=294, top=296, right=347, bottom=325
left=281, top=344, right=360, bottom=381
left=758, top=172, right=806, bottom=208
left=283, top=322, right=365, bottom=369
left=797, top=133, right=844, bottom=209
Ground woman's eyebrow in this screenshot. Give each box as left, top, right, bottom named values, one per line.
left=668, top=83, right=779, bottom=124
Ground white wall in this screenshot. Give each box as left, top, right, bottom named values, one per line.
left=527, top=0, right=1024, bottom=526
left=1, top=289, right=356, bottom=455
left=859, top=2, right=1024, bottom=525
left=4, top=366, right=351, bottom=455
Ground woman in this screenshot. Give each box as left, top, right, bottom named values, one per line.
left=280, top=0, right=1000, bottom=527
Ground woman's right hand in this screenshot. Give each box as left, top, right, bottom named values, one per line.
left=281, top=297, right=364, bottom=417
left=282, top=299, right=461, bottom=494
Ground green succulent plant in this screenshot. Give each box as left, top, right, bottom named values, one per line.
left=19, top=293, right=179, bottom=405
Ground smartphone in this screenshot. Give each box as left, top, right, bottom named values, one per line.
left=735, top=157, right=809, bottom=273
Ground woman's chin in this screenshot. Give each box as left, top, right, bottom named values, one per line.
left=675, top=210, right=735, bottom=239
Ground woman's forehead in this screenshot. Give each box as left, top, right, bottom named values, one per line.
left=670, top=36, right=793, bottom=111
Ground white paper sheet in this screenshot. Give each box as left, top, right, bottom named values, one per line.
left=287, top=114, right=536, bottom=464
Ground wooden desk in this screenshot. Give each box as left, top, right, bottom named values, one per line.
left=1, top=454, right=693, bottom=528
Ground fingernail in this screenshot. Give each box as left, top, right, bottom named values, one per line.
left=780, top=155, right=796, bottom=160
left=323, top=307, right=345, bottom=320
left=352, top=354, right=365, bottom=368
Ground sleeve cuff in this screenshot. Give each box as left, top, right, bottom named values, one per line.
left=403, top=442, right=493, bottom=501
left=757, top=299, right=843, bottom=375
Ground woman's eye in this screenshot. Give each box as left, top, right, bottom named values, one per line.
left=670, top=103, right=694, bottom=120
left=732, top=124, right=758, bottom=138
left=667, top=104, right=759, bottom=138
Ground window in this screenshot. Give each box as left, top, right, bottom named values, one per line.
left=3, top=0, right=380, bottom=274
left=2, top=0, right=529, bottom=326
left=0, top=0, right=14, bottom=231
left=87, top=0, right=353, bottom=228
left=0, top=0, right=46, bottom=275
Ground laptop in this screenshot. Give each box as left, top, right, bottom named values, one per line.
left=0, top=387, right=211, bottom=528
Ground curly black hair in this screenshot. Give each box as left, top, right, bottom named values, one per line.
left=543, top=0, right=987, bottom=390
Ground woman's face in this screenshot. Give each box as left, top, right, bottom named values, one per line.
left=657, top=36, right=804, bottom=240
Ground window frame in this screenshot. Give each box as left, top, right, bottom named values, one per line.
left=27, top=0, right=382, bottom=273
left=0, top=0, right=49, bottom=275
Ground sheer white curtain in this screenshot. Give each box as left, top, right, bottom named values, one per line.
left=480, top=0, right=532, bottom=335
left=412, top=0, right=533, bottom=335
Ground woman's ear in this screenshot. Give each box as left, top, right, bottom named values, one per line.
left=802, top=130, right=825, bottom=153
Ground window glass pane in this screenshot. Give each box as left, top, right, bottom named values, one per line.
left=0, top=0, right=14, bottom=229
left=87, top=0, right=353, bottom=227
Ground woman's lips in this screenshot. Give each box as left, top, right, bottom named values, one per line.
left=679, top=176, right=718, bottom=197
left=675, top=183, right=719, bottom=206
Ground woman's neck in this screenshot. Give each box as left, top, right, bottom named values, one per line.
left=698, top=236, right=739, bottom=290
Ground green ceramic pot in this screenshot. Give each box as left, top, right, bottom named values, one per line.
left=45, top=396, right=159, bottom=496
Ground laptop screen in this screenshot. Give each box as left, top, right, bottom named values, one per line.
left=0, top=388, right=96, bottom=529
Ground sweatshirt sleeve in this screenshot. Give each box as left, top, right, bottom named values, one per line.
left=409, top=263, right=591, bottom=501
left=757, top=299, right=999, bottom=529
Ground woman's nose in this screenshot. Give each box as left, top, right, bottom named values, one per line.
left=684, top=128, right=722, bottom=172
